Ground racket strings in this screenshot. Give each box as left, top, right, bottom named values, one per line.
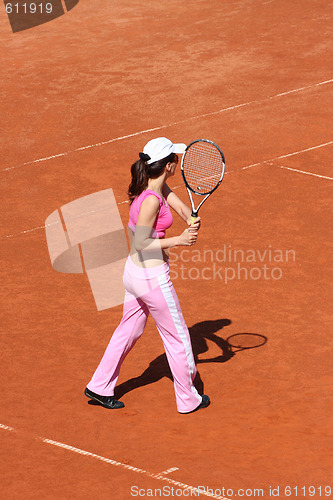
left=227, top=334, right=267, bottom=349
left=183, top=143, right=224, bottom=194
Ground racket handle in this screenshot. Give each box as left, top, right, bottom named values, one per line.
left=190, top=211, right=198, bottom=226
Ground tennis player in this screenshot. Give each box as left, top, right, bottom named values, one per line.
left=85, top=137, right=210, bottom=413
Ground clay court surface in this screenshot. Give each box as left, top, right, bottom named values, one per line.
left=1, top=1, right=332, bottom=498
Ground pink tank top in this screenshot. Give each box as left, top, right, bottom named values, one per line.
left=128, top=189, right=173, bottom=238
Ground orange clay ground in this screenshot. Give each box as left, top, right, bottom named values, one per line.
left=0, top=1, right=332, bottom=499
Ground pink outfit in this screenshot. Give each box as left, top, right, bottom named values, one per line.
left=128, top=189, right=173, bottom=238
left=87, top=190, right=202, bottom=413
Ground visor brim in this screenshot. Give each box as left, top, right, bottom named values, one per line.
left=173, top=143, right=187, bottom=154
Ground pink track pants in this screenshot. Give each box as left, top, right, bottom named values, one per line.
left=87, top=256, right=202, bottom=413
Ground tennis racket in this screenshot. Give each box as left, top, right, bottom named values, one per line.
left=181, top=139, right=225, bottom=225
left=226, top=333, right=267, bottom=353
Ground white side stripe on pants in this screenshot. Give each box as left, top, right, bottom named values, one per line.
left=157, top=274, right=196, bottom=377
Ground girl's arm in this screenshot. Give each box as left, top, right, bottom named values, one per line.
left=162, top=183, right=201, bottom=228
left=134, top=195, right=197, bottom=252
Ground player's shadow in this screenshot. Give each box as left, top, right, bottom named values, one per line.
left=114, top=318, right=235, bottom=399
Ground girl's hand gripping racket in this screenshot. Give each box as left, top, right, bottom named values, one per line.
left=181, top=139, right=225, bottom=225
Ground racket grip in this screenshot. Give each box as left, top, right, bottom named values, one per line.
left=190, top=212, right=198, bottom=226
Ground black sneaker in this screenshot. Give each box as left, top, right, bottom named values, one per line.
left=84, top=387, right=125, bottom=409
left=184, top=395, right=210, bottom=414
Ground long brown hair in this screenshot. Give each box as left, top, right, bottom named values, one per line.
left=128, top=153, right=175, bottom=204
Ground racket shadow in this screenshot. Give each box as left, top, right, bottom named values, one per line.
left=114, top=318, right=265, bottom=400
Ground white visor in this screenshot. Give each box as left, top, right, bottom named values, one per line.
left=143, top=137, right=186, bottom=164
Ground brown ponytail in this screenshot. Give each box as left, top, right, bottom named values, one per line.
left=128, top=152, right=176, bottom=204
left=128, top=159, right=149, bottom=204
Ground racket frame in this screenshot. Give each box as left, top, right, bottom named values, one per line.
left=180, top=139, right=225, bottom=218
left=226, top=333, right=267, bottom=352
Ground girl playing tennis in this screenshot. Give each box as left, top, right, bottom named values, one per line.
left=85, top=137, right=210, bottom=413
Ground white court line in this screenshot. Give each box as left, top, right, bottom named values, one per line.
left=41, top=440, right=228, bottom=499
left=227, top=141, right=333, bottom=172
left=0, top=424, right=230, bottom=500
left=267, top=141, right=333, bottom=161
left=274, top=79, right=333, bottom=97
left=159, top=467, right=180, bottom=475
left=1, top=78, right=332, bottom=173
left=1, top=140, right=332, bottom=240
left=0, top=423, right=16, bottom=432
left=277, top=165, right=333, bottom=180
left=173, top=141, right=333, bottom=184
